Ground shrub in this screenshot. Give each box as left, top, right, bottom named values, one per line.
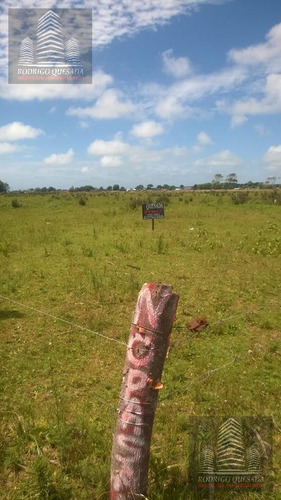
left=156, top=193, right=170, bottom=205
left=78, top=196, right=86, bottom=206
left=11, top=199, right=20, bottom=208
left=231, top=191, right=249, bottom=205
left=129, top=197, right=144, bottom=210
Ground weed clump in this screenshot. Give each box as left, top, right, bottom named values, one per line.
left=11, top=198, right=21, bottom=208
left=78, top=196, right=87, bottom=206
left=231, top=191, right=249, bottom=204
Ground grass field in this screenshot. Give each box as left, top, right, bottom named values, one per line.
left=0, top=189, right=280, bottom=499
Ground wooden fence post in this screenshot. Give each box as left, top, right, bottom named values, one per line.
left=110, top=282, right=179, bottom=499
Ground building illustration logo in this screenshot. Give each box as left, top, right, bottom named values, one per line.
left=8, top=9, right=92, bottom=84
left=200, top=418, right=261, bottom=473
left=189, top=416, right=273, bottom=496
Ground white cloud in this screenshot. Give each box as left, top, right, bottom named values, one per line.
left=231, top=114, right=248, bottom=128
left=151, top=23, right=281, bottom=125
left=101, top=155, right=123, bottom=167
left=194, top=150, right=243, bottom=168
left=0, top=142, right=19, bottom=154
left=81, top=166, right=89, bottom=173
left=79, top=121, right=89, bottom=129
left=87, top=131, right=190, bottom=177
left=191, top=145, right=201, bottom=154
left=214, top=24, right=281, bottom=125
left=171, top=67, right=247, bottom=101
left=153, top=66, right=247, bottom=119
left=263, top=145, right=281, bottom=173
left=0, top=1, right=226, bottom=49
left=197, top=131, right=212, bottom=145
left=89, top=0, right=226, bottom=48
left=192, top=131, right=213, bottom=153
left=163, top=67, right=246, bottom=102
left=87, top=138, right=130, bottom=156
left=162, top=49, right=192, bottom=78
left=1, top=1, right=223, bottom=100
left=131, top=120, right=164, bottom=138
left=44, top=148, right=74, bottom=165
left=228, top=22, right=281, bottom=73
left=0, top=71, right=112, bottom=101
left=253, top=124, right=267, bottom=136
left=155, top=95, right=187, bottom=119
left=229, top=74, right=281, bottom=126
left=0, top=121, right=43, bottom=141
left=67, top=89, right=136, bottom=119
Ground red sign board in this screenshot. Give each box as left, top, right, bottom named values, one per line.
left=142, top=203, right=165, bottom=220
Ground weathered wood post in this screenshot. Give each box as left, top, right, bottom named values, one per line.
left=110, top=282, right=179, bottom=499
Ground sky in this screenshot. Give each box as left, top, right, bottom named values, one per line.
left=0, top=0, right=281, bottom=190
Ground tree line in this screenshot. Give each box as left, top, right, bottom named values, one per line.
left=0, top=174, right=279, bottom=194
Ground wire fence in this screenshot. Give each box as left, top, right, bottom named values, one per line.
left=1, top=290, right=281, bottom=454
left=0, top=295, right=280, bottom=412
left=0, top=291, right=278, bottom=416
left=0, top=293, right=127, bottom=347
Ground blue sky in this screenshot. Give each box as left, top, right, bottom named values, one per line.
left=0, top=0, right=281, bottom=190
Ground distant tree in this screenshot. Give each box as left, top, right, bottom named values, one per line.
left=244, top=181, right=255, bottom=189
left=266, top=176, right=277, bottom=186
left=180, top=184, right=185, bottom=189
left=147, top=184, right=153, bottom=190
left=192, top=182, right=213, bottom=190
left=225, top=173, right=238, bottom=184
left=107, top=186, right=112, bottom=191
left=0, top=180, right=10, bottom=193
left=80, top=185, right=94, bottom=191
left=156, top=185, right=162, bottom=190
left=48, top=186, right=56, bottom=192
left=135, top=184, right=144, bottom=190
left=212, top=173, right=223, bottom=185
left=120, top=186, right=126, bottom=191
left=113, top=184, right=120, bottom=191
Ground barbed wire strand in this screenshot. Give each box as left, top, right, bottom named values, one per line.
left=1, top=293, right=279, bottom=430
left=91, top=351, right=252, bottom=415
left=0, top=294, right=127, bottom=347
left=158, top=352, right=250, bottom=403
left=0, top=293, right=273, bottom=353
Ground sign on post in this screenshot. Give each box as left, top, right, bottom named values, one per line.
left=142, top=202, right=165, bottom=219
left=142, top=203, right=164, bottom=230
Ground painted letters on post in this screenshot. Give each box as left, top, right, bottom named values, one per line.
left=111, top=282, right=179, bottom=500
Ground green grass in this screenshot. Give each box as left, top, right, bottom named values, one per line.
left=0, top=190, right=280, bottom=499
